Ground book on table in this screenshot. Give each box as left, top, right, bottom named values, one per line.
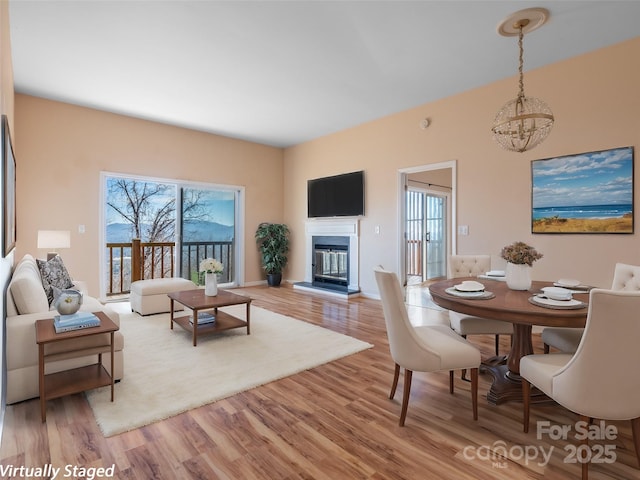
left=189, top=312, right=216, bottom=326
left=54, top=311, right=101, bottom=333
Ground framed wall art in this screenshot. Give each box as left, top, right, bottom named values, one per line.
left=2, top=115, right=16, bottom=255
left=531, top=146, right=634, bottom=234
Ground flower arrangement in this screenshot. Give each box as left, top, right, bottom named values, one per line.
left=500, top=241, right=543, bottom=266
left=199, top=258, right=224, bottom=274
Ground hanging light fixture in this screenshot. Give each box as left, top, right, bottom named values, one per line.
left=492, top=8, right=554, bottom=153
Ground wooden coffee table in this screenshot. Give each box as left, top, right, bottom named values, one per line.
left=168, top=289, right=251, bottom=346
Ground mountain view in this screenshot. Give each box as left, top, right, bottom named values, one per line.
left=106, top=220, right=234, bottom=243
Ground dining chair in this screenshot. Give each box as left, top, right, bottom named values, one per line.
left=448, top=255, right=513, bottom=357
left=521, top=288, right=640, bottom=479
left=542, top=262, right=640, bottom=353
left=374, top=267, right=481, bottom=426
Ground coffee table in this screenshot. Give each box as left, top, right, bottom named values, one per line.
left=168, top=289, right=251, bottom=346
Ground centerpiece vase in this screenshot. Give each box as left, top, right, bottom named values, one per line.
left=204, top=272, right=218, bottom=296
left=505, top=262, right=532, bottom=290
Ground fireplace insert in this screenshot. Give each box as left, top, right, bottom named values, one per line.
left=312, top=236, right=349, bottom=291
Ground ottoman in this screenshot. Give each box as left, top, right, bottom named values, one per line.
left=130, top=277, right=195, bottom=315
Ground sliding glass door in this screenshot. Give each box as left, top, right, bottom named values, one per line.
left=102, top=173, right=242, bottom=297
left=180, top=186, right=237, bottom=285
left=405, top=188, right=447, bottom=283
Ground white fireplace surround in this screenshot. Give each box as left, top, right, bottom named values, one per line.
left=304, top=219, right=359, bottom=292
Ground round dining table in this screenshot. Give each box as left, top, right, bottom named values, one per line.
left=429, top=277, right=589, bottom=405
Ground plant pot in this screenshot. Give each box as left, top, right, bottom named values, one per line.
left=505, top=262, right=532, bottom=290
left=266, top=273, right=282, bottom=287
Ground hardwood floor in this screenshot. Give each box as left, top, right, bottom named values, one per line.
left=1, top=284, right=637, bottom=479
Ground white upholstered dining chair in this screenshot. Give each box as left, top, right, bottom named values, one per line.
left=521, top=288, right=640, bottom=479
left=448, top=255, right=513, bottom=357
left=542, top=262, right=640, bottom=353
left=374, top=267, right=481, bottom=426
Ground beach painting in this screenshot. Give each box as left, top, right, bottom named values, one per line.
left=532, top=146, right=634, bottom=234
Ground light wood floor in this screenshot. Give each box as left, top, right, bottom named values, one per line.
left=1, top=284, right=637, bottom=479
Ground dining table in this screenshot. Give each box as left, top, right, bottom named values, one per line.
left=429, top=277, right=589, bottom=405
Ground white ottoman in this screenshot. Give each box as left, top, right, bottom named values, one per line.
left=130, top=278, right=195, bottom=315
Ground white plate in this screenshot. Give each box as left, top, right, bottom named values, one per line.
left=454, top=281, right=485, bottom=292
left=533, top=296, right=583, bottom=308
left=446, top=288, right=488, bottom=298
left=556, top=278, right=581, bottom=288
left=541, top=286, right=573, bottom=301
left=486, top=270, right=505, bottom=277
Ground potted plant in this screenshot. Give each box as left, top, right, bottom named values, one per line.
left=255, top=222, right=290, bottom=287
left=500, top=241, right=543, bottom=290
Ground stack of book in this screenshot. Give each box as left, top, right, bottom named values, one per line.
left=189, top=312, right=216, bottom=326
left=54, top=311, right=101, bottom=333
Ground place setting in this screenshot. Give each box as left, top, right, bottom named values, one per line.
left=478, top=269, right=507, bottom=281
left=445, top=280, right=495, bottom=300
left=529, top=278, right=589, bottom=309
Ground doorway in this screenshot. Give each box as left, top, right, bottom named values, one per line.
left=405, top=188, right=447, bottom=284
left=399, top=161, right=456, bottom=287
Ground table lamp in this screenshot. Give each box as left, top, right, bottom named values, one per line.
left=37, top=230, right=71, bottom=260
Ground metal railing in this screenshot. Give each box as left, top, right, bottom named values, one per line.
left=106, top=239, right=233, bottom=296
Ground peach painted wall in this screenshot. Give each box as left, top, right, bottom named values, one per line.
left=15, top=95, right=284, bottom=296
left=284, top=37, right=640, bottom=296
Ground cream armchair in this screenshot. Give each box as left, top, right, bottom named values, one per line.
left=542, top=262, right=640, bottom=353
left=374, top=267, right=481, bottom=426
left=448, top=255, right=513, bottom=356
left=521, top=288, right=640, bottom=479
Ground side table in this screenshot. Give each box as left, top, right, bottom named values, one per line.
left=35, top=311, right=119, bottom=422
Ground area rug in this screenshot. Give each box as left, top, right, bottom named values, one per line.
left=85, top=305, right=373, bottom=437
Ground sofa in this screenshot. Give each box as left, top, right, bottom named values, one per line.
left=6, top=254, right=124, bottom=404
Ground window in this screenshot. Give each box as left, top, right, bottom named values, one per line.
left=101, top=173, right=243, bottom=297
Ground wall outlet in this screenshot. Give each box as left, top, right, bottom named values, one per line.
left=458, top=225, right=469, bottom=236
left=78, top=224, right=85, bottom=234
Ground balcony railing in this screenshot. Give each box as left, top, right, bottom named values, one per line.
left=106, top=239, right=234, bottom=296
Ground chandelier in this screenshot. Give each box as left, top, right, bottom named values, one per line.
left=492, top=8, right=554, bottom=153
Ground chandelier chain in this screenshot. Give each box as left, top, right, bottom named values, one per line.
left=517, top=25, right=525, bottom=100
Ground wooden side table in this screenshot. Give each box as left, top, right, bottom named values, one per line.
left=35, top=311, right=119, bottom=422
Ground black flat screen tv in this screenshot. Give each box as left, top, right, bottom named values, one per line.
left=307, top=170, right=364, bottom=218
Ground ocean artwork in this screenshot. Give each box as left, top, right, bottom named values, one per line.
left=531, top=146, right=634, bottom=233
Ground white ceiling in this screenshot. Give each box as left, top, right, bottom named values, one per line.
left=9, top=1, right=640, bottom=148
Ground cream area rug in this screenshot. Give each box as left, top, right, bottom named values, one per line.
left=86, top=304, right=373, bottom=437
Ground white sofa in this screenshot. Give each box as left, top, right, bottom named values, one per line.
left=6, top=254, right=124, bottom=404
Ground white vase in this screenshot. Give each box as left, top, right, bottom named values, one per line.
left=204, top=272, right=218, bottom=296
left=505, top=262, right=532, bottom=290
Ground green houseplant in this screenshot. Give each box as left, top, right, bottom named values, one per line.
left=255, top=222, right=290, bottom=286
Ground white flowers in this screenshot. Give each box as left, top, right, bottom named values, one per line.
left=199, top=258, right=224, bottom=274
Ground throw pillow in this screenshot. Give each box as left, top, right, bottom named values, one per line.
left=37, top=255, right=74, bottom=306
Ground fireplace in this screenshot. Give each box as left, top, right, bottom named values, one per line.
left=312, top=236, right=349, bottom=291
left=294, top=219, right=360, bottom=296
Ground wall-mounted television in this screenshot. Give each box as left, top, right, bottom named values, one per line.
left=307, top=170, right=365, bottom=218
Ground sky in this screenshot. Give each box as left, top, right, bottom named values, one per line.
left=105, top=179, right=236, bottom=226
left=531, top=147, right=633, bottom=209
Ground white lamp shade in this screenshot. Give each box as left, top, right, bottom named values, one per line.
left=37, top=230, right=71, bottom=249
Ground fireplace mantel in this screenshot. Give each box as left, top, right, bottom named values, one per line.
left=302, top=219, right=360, bottom=293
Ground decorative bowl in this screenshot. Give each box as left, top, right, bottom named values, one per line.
left=55, top=289, right=83, bottom=315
